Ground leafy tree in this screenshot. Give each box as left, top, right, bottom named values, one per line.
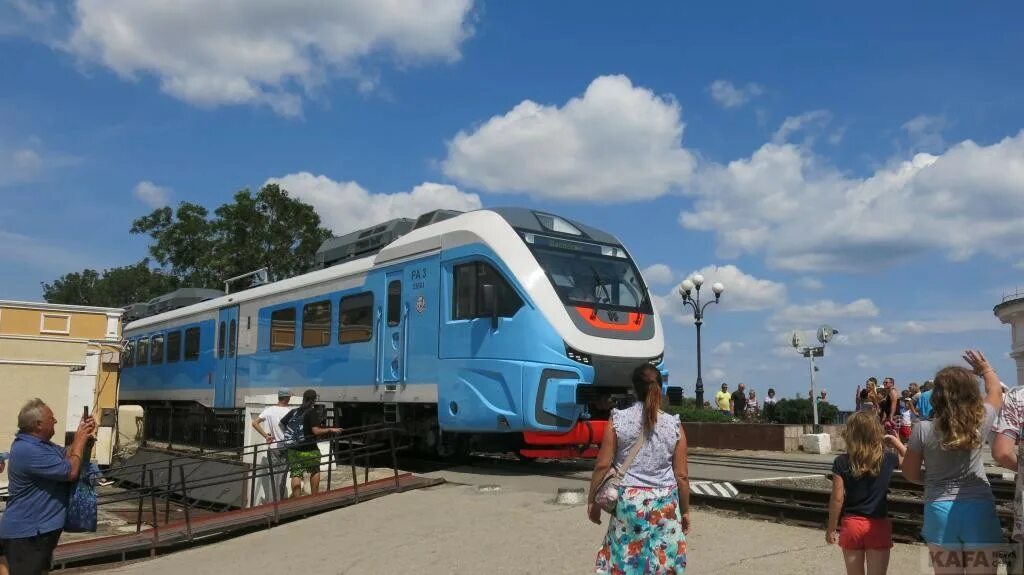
left=42, top=259, right=179, bottom=307
left=130, top=183, right=331, bottom=290
left=130, top=202, right=217, bottom=287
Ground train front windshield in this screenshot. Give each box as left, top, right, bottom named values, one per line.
left=523, top=234, right=653, bottom=314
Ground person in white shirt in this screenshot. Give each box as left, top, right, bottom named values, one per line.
left=251, top=388, right=293, bottom=498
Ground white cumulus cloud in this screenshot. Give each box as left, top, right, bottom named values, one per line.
left=442, top=75, right=695, bottom=202
left=653, top=264, right=785, bottom=325
left=682, top=265, right=787, bottom=312
left=66, top=0, right=475, bottom=115
left=708, top=80, right=763, bottom=109
left=641, top=263, right=674, bottom=286
left=680, top=125, right=1024, bottom=272
left=267, top=172, right=482, bottom=235
left=133, top=180, right=171, bottom=209
left=712, top=341, right=745, bottom=355
left=772, top=298, right=879, bottom=328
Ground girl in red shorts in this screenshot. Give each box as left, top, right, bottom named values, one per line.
left=827, top=411, right=906, bottom=575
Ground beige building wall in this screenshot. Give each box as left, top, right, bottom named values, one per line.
left=0, top=364, right=72, bottom=460
left=0, top=300, right=124, bottom=481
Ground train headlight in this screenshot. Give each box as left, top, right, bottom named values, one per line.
left=649, top=354, right=663, bottom=366
left=564, top=344, right=592, bottom=365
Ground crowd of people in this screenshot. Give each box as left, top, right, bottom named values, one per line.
left=588, top=349, right=1021, bottom=575
left=712, top=382, right=784, bottom=421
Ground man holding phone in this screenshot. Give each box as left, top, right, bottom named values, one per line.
left=0, top=398, right=95, bottom=575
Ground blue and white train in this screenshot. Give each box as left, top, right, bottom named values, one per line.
left=120, top=208, right=669, bottom=457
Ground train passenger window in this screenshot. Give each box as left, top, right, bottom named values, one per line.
left=452, top=262, right=524, bottom=320
left=184, top=327, right=201, bottom=361
left=270, top=307, right=296, bottom=352
left=166, top=331, right=181, bottom=363
left=137, top=338, right=149, bottom=366
left=123, top=340, right=135, bottom=368
left=387, top=281, right=401, bottom=326
left=302, top=300, right=331, bottom=348
left=217, top=321, right=226, bottom=358
left=151, top=334, right=165, bottom=364
left=229, top=320, right=237, bottom=357
left=339, top=293, right=373, bottom=344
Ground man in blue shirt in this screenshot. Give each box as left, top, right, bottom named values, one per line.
left=0, top=398, right=94, bottom=575
left=917, top=381, right=934, bottom=420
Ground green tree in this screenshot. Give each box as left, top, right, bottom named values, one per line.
left=42, top=259, right=179, bottom=307
left=130, top=183, right=331, bottom=290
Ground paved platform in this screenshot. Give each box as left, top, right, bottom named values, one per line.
left=93, top=463, right=938, bottom=575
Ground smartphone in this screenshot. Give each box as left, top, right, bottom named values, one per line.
left=83, top=405, right=90, bottom=420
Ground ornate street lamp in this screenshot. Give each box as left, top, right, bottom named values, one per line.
left=678, top=274, right=725, bottom=409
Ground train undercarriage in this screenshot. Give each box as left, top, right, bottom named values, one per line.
left=127, top=389, right=639, bottom=459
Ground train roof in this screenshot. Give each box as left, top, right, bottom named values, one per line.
left=125, top=208, right=624, bottom=333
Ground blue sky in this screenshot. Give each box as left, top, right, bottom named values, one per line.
left=2, top=1, right=1023, bottom=409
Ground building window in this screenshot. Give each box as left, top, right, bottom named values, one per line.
left=452, top=262, right=524, bottom=320
left=137, top=338, right=149, bottom=366
left=167, top=331, right=182, bottom=363
left=302, top=300, right=331, bottom=348
left=150, top=334, right=165, bottom=364
left=218, top=321, right=226, bottom=358
left=270, top=307, right=296, bottom=352
left=229, top=320, right=237, bottom=357
left=339, top=293, right=373, bottom=344
left=184, top=327, right=201, bottom=361
left=387, top=281, right=402, bottom=326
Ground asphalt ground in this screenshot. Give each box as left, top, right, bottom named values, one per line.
left=90, top=452, right=956, bottom=575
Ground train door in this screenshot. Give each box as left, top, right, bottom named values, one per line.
left=215, top=306, right=239, bottom=407
left=379, top=272, right=406, bottom=385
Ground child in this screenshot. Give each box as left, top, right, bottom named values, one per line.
left=898, top=390, right=915, bottom=442
left=827, top=411, right=905, bottom=575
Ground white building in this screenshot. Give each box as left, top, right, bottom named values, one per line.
left=994, top=289, right=1024, bottom=388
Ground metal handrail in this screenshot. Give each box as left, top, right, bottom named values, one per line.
left=1002, top=287, right=1024, bottom=303
left=1, top=424, right=407, bottom=558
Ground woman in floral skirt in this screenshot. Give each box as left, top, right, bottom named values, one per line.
left=588, top=364, right=690, bottom=574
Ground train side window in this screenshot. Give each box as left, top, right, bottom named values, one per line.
left=302, top=300, right=331, bottom=348
left=184, top=327, right=201, bottom=361
left=387, top=281, right=401, bottom=326
left=137, top=338, right=149, bottom=366
left=151, top=334, right=165, bottom=364
left=167, top=331, right=181, bottom=363
left=270, top=307, right=296, bottom=352
left=452, top=262, right=524, bottom=320
left=217, top=321, right=226, bottom=358
left=339, top=293, right=373, bottom=344
left=123, top=340, right=135, bottom=368
left=229, top=320, right=237, bottom=357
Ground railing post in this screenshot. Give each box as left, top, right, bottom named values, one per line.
left=326, top=439, right=334, bottom=492
left=199, top=409, right=206, bottom=454
left=390, top=428, right=400, bottom=490
left=267, top=452, right=280, bottom=525
left=135, top=464, right=147, bottom=533
left=178, top=466, right=192, bottom=541
left=167, top=405, right=173, bottom=450
left=148, top=469, right=160, bottom=556
left=364, top=447, right=370, bottom=484
left=349, top=438, right=359, bottom=503
left=250, top=443, right=259, bottom=507
left=164, top=459, right=173, bottom=524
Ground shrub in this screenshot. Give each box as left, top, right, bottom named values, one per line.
left=664, top=404, right=734, bottom=423
left=773, top=398, right=839, bottom=425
